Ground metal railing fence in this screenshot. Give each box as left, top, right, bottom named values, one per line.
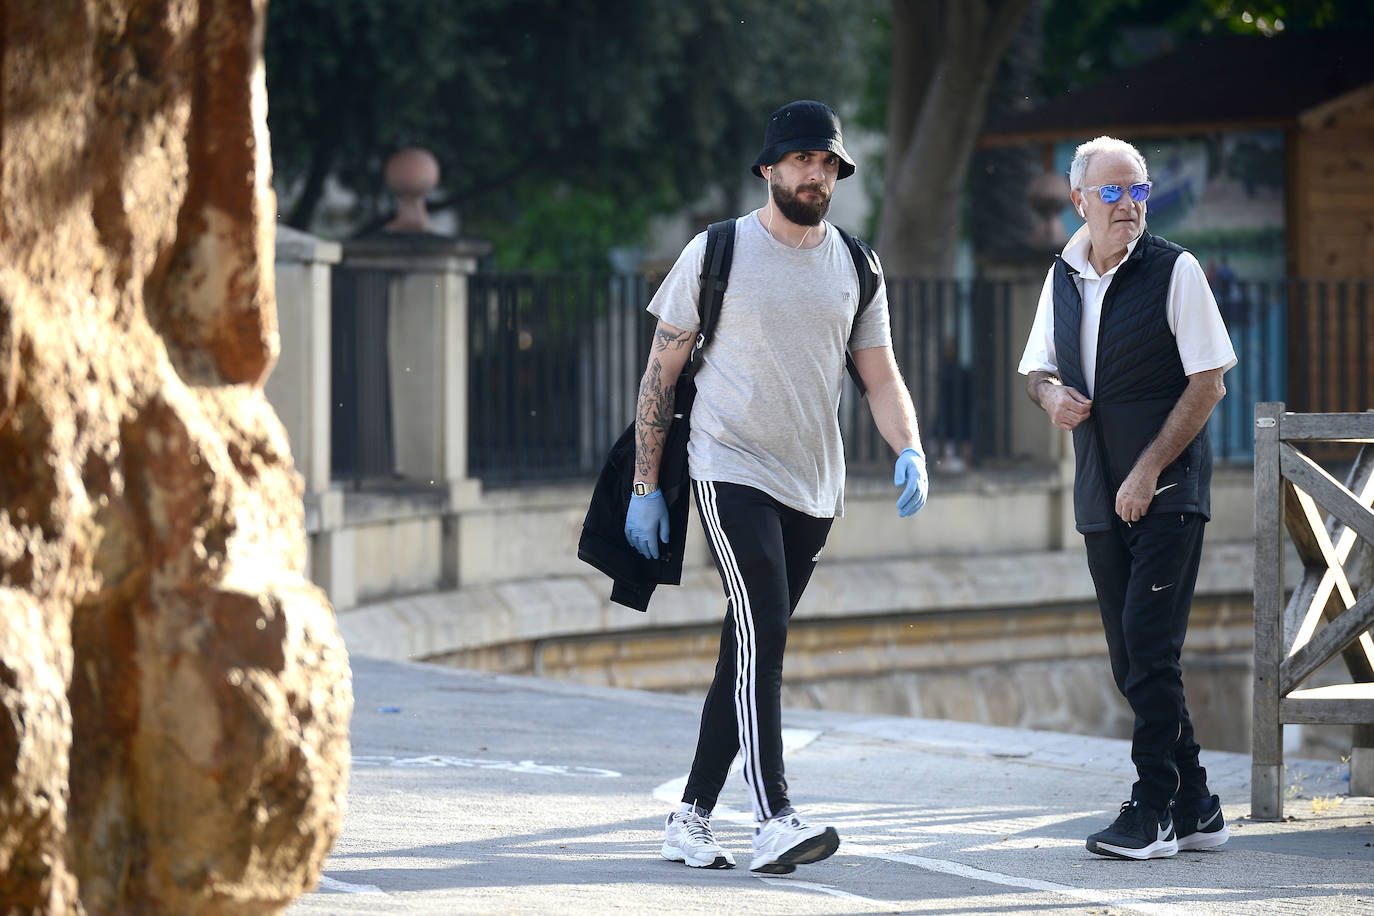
left=328, top=269, right=1369, bottom=486
left=1211, top=278, right=1370, bottom=460
left=464, top=274, right=1021, bottom=483
left=842, top=277, right=1017, bottom=474
left=466, top=272, right=655, bottom=484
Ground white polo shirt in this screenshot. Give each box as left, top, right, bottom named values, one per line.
left=1017, top=225, right=1237, bottom=397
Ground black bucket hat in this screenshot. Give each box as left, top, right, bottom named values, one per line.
left=751, top=100, right=856, bottom=180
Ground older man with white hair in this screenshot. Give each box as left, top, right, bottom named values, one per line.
left=1019, top=137, right=1237, bottom=860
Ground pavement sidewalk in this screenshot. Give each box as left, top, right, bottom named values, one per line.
left=289, top=655, right=1374, bottom=916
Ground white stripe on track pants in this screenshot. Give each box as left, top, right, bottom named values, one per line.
left=682, top=480, right=832, bottom=821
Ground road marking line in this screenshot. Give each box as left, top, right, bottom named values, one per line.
left=651, top=728, right=821, bottom=808
left=318, top=875, right=386, bottom=895
left=353, top=754, right=620, bottom=777
left=843, top=842, right=1193, bottom=916
left=651, top=726, right=1193, bottom=916
left=757, top=877, right=883, bottom=903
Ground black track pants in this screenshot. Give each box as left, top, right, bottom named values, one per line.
left=681, top=480, right=833, bottom=822
left=1084, top=511, right=1212, bottom=811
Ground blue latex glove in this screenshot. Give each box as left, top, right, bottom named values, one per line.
left=894, top=447, right=928, bottom=518
left=625, top=489, right=670, bottom=559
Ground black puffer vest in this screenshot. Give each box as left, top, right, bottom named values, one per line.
left=1053, top=231, right=1212, bottom=533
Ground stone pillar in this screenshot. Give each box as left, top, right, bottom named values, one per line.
left=310, top=525, right=357, bottom=613
left=268, top=226, right=340, bottom=497
left=268, top=226, right=353, bottom=605
left=340, top=234, right=490, bottom=506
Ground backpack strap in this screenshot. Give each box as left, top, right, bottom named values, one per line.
left=687, top=218, right=737, bottom=379
left=836, top=225, right=881, bottom=396
left=689, top=218, right=878, bottom=395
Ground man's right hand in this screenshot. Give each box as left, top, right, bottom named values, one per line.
left=625, top=490, right=669, bottom=559
left=1044, top=384, right=1092, bottom=430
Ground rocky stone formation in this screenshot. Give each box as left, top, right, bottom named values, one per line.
left=0, top=2, right=352, bottom=913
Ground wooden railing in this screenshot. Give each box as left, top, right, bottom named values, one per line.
left=1252, top=403, right=1374, bottom=818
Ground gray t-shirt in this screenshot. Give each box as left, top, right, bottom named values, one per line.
left=647, top=210, right=891, bottom=517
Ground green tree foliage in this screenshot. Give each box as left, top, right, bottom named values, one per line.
left=265, top=0, right=882, bottom=269
left=1040, top=0, right=1374, bottom=95
left=855, top=0, right=1373, bottom=275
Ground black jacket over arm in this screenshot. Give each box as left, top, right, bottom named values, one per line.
left=576, top=378, right=695, bottom=612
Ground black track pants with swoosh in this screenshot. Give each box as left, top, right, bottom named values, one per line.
left=682, top=480, right=833, bottom=822
left=1084, top=511, right=1212, bottom=811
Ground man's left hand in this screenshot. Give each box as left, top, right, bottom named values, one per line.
left=1115, top=467, right=1158, bottom=523
left=894, top=448, right=928, bottom=518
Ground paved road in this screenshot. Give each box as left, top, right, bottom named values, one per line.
left=289, top=655, right=1374, bottom=916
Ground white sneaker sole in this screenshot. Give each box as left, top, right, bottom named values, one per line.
left=1177, top=825, right=1229, bottom=851
left=749, top=826, right=840, bottom=874
left=1087, top=837, right=1179, bottom=860
left=661, top=843, right=735, bottom=869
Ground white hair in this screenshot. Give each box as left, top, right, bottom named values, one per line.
left=1068, top=136, right=1149, bottom=189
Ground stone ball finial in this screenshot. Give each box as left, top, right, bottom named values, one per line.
left=383, top=147, right=440, bottom=233
left=1026, top=170, right=1071, bottom=249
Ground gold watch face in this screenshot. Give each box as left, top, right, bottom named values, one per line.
left=634, top=482, right=653, bottom=496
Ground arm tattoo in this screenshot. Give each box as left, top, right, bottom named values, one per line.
left=635, top=358, right=677, bottom=479
left=653, top=325, right=693, bottom=353
left=635, top=327, right=693, bottom=479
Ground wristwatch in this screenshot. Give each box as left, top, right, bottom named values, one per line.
left=632, top=481, right=659, bottom=497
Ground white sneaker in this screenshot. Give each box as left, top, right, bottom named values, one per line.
left=661, top=806, right=736, bottom=869
left=749, top=807, right=840, bottom=874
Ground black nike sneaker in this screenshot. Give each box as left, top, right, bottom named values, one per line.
left=1086, top=799, right=1178, bottom=859
left=1173, top=794, right=1230, bottom=851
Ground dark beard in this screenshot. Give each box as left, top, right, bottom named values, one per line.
left=770, top=176, right=830, bottom=226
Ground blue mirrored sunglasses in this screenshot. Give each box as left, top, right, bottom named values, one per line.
left=1081, top=182, right=1151, bottom=204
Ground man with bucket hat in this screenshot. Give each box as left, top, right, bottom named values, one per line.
left=626, top=100, right=928, bottom=874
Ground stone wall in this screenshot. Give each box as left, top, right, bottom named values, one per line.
left=1, top=3, right=351, bottom=913
left=442, top=594, right=1355, bottom=761
left=441, top=596, right=1261, bottom=755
